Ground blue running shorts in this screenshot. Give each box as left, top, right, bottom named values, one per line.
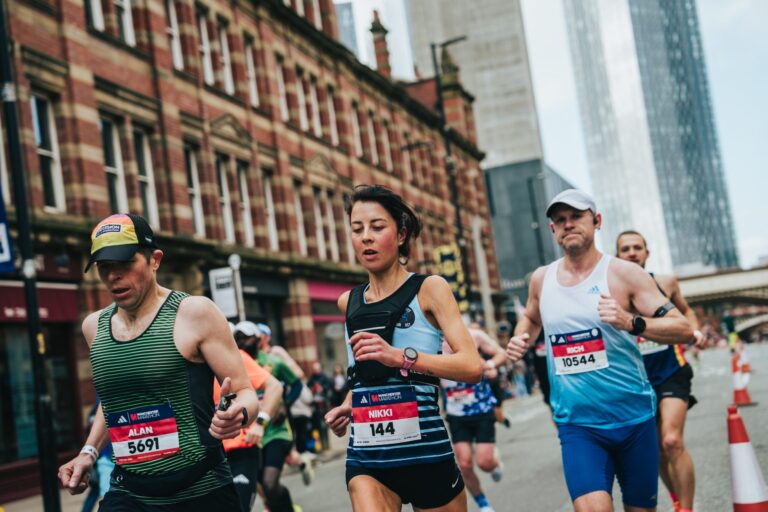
left=557, top=417, right=659, bottom=508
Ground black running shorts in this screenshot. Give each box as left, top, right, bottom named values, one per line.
left=346, top=458, right=464, bottom=509
left=654, top=363, right=697, bottom=410
left=98, top=484, right=240, bottom=511
left=446, top=414, right=496, bottom=444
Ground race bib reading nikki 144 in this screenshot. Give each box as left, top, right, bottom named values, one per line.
left=551, top=328, right=610, bottom=375
left=106, top=404, right=180, bottom=465
left=351, top=386, right=421, bottom=447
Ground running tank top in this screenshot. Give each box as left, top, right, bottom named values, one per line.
left=540, top=255, right=656, bottom=428
left=440, top=332, right=497, bottom=419
left=90, top=291, right=231, bottom=504
left=345, top=275, right=454, bottom=468
left=636, top=273, right=687, bottom=387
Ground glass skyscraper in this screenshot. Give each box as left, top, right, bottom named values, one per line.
left=564, top=0, right=738, bottom=274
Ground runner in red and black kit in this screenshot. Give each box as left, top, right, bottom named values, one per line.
left=617, top=230, right=706, bottom=512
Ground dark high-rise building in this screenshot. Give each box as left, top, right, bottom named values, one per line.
left=564, top=0, right=739, bottom=274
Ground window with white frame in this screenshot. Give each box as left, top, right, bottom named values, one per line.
left=132, top=129, right=159, bottom=227
left=367, top=112, right=378, bottom=165
left=309, top=77, right=321, bottom=137
left=198, top=13, right=214, bottom=85
left=295, top=0, right=304, bottom=16
left=218, top=22, right=235, bottom=94
left=263, top=171, right=279, bottom=251
left=88, top=0, right=105, bottom=30
left=0, top=115, right=9, bottom=205
left=215, top=155, right=235, bottom=243
left=351, top=103, right=363, bottom=157
left=293, top=181, right=307, bottom=256
left=99, top=118, right=128, bottom=213
left=327, top=86, right=338, bottom=146
left=296, top=68, right=309, bottom=131
left=325, top=191, right=339, bottom=262
left=312, top=0, right=322, bottom=29
left=312, top=187, right=326, bottom=259
left=244, top=37, right=259, bottom=107
left=402, top=133, right=413, bottom=182
left=237, top=161, right=254, bottom=247
left=184, top=144, right=205, bottom=236
left=342, top=193, right=355, bottom=264
left=31, top=95, right=65, bottom=212
left=276, top=56, right=289, bottom=121
left=166, top=0, right=184, bottom=70
left=115, top=0, right=136, bottom=46
left=382, top=122, right=392, bottom=171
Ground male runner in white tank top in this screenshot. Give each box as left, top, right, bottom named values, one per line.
left=506, top=189, right=693, bottom=512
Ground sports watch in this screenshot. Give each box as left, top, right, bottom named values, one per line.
left=629, top=315, right=647, bottom=336
left=400, top=347, right=418, bottom=377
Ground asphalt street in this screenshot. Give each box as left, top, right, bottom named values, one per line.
left=5, top=344, right=766, bottom=512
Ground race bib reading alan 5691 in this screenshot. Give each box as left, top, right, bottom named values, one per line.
left=352, top=386, right=421, bottom=447
left=106, top=404, right=180, bottom=465
left=551, top=328, right=610, bottom=375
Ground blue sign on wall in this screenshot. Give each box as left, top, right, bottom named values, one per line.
left=0, top=181, right=14, bottom=273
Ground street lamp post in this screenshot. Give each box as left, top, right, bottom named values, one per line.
left=0, top=1, right=61, bottom=510
left=430, top=36, right=474, bottom=318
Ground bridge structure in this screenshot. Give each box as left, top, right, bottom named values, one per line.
left=679, top=265, right=768, bottom=339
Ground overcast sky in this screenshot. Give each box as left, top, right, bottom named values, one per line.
left=349, top=0, right=767, bottom=268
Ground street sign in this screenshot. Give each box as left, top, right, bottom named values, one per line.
left=0, top=181, right=14, bottom=273
left=209, top=267, right=237, bottom=318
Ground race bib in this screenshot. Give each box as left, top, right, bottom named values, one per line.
left=106, top=404, right=180, bottom=465
left=551, top=328, right=610, bottom=375
left=352, top=386, right=421, bottom=447
left=443, top=381, right=477, bottom=417
left=534, top=341, right=547, bottom=357
left=636, top=336, right=669, bottom=356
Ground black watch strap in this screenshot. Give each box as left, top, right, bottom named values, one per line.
left=241, top=407, right=248, bottom=427
left=629, top=315, right=646, bottom=336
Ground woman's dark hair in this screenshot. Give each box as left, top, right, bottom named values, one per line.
left=345, top=185, right=422, bottom=264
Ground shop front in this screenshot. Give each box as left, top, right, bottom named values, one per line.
left=308, top=281, right=354, bottom=374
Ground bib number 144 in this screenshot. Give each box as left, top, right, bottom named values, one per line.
left=369, top=422, right=396, bottom=437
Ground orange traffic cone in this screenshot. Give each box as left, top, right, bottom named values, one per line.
left=741, top=347, right=753, bottom=375
left=728, top=406, right=768, bottom=511
left=732, top=352, right=756, bottom=407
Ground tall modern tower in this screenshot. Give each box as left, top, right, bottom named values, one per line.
left=406, top=0, right=543, bottom=168
left=564, top=0, right=739, bottom=274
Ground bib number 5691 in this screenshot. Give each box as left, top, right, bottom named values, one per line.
left=369, top=422, right=395, bottom=437
left=127, top=437, right=159, bottom=454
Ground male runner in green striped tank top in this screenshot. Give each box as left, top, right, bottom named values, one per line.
left=58, top=214, right=259, bottom=511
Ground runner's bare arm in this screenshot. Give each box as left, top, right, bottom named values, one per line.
left=507, top=267, right=545, bottom=362
left=475, top=329, right=508, bottom=369
left=260, top=375, right=284, bottom=419
left=665, top=275, right=700, bottom=330
left=410, top=276, right=483, bottom=382
left=181, top=297, right=259, bottom=438
left=268, top=345, right=306, bottom=380
left=605, top=260, right=693, bottom=344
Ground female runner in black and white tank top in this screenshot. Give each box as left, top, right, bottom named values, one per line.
left=324, top=185, right=484, bottom=512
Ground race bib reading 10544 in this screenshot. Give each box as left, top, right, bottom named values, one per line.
left=551, top=328, right=610, bottom=375
left=352, top=386, right=421, bottom=447
left=106, top=404, right=180, bottom=465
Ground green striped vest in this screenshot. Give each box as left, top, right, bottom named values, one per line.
left=91, top=291, right=231, bottom=504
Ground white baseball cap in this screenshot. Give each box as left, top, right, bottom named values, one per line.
left=234, top=321, right=262, bottom=338
left=546, top=189, right=597, bottom=218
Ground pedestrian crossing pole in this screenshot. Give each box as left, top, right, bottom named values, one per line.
left=0, top=1, right=61, bottom=510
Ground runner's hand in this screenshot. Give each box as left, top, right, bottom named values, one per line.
left=693, top=329, right=707, bottom=348
left=244, top=423, right=264, bottom=447
left=349, top=331, right=401, bottom=367
left=598, top=294, right=633, bottom=331
left=325, top=404, right=352, bottom=437
left=58, top=453, right=93, bottom=494
left=209, top=377, right=246, bottom=440
left=506, top=333, right=530, bottom=363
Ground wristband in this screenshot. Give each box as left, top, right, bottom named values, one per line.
left=256, top=411, right=270, bottom=426
left=80, top=444, right=99, bottom=462
left=693, top=329, right=703, bottom=341
left=484, top=360, right=496, bottom=370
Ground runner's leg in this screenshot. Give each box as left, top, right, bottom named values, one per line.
left=474, top=443, right=499, bottom=474
left=348, top=475, right=402, bottom=512
left=659, top=398, right=694, bottom=510
left=413, top=489, right=468, bottom=512
left=454, top=442, right=482, bottom=498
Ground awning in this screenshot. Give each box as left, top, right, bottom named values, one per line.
left=308, top=281, right=354, bottom=302
left=0, top=281, right=80, bottom=323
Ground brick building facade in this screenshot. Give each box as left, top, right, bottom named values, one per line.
left=0, top=0, right=501, bottom=499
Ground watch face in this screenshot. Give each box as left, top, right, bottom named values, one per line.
left=404, top=347, right=418, bottom=361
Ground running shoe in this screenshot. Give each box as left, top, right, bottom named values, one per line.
left=299, top=452, right=315, bottom=486
left=491, top=455, right=504, bottom=483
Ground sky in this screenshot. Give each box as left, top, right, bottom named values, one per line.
left=346, top=0, right=768, bottom=269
